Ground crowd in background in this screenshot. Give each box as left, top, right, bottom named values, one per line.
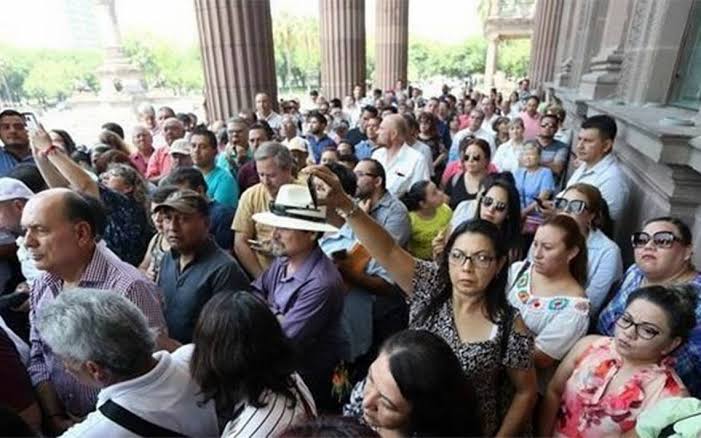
left=0, top=77, right=700, bottom=437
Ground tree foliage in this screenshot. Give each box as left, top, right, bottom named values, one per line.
left=497, top=39, right=530, bottom=79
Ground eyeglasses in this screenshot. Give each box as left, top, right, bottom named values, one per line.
left=463, top=154, right=482, bottom=162
left=631, top=231, right=683, bottom=249
left=554, top=198, right=587, bottom=215
left=616, top=312, right=661, bottom=340
left=354, top=171, right=378, bottom=178
left=481, top=196, right=507, bottom=212
left=448, top=249, right=495, bottom=269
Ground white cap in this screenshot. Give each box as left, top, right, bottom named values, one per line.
left=0, top=177, right=34, bottom=202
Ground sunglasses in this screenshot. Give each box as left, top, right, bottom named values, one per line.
left=554, top=198, right=587, bottom=214
left=463, top=154, right=482, bottom=162
left=481, top=196, right=507, bottom=212
left=631, top=231, right=683, bottom=249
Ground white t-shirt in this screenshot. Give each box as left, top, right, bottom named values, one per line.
left=492, top=140, right=524, bottom=174
left=372, top=144, right=431, bottom=198
left=61, top=351, right=219, bottom=437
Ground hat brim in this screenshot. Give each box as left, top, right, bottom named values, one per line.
left=252, top=212, right=338, bottom=233
left=154, top=202, right=199, bottom=215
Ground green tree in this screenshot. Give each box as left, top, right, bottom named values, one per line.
left=498, top=39, right=530, bottom=79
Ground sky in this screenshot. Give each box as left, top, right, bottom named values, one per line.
left=0, top=0, right=483, bottom=49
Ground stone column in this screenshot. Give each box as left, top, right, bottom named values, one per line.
left=194, top=0, right=278, bottom=123
left=484, top=36, right=499, bottom=88
left=319, top=0, right=366, bottom=99
left=528, top=0, right=564, bottom=89
left=578, top=0, right=633, bottom=99
left=375, top=0, right=409, bottom=90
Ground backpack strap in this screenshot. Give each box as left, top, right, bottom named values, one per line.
left=99, top=399, right=186, bottom=437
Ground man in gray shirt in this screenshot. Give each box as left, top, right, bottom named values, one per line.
left=156, top=189, right=248, bottom=343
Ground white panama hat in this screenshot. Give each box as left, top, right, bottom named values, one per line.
left=252, top=184, right=338, bottom=233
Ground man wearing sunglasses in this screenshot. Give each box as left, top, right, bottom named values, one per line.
left=448, top=109, right=496, bottom=161
left=535, top=114, right=569, bottom=181
left=562, top=115, right=629, bottom=223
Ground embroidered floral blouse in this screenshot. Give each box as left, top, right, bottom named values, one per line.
left=555, top=337, right=688, bottom=438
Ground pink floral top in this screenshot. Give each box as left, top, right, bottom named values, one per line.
left=555, top=337, right=688, bottom=438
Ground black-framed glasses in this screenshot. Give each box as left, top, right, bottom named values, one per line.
left=448, top=248, right=495, bottom=269
left=631, top=231, right=683, bottom=249
left=616, top=312, right=662, bottom=340
left=554, top=198, right=587, bottom=215
left=481, top=196, right=507, bottom=212
left=463, top=154, right=482, bottom=162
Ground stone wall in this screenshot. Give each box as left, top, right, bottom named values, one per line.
left=535, top=0, right=701, bottom=266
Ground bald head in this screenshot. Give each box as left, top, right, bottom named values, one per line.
left=21, top=189, right=104, bottom=276
left=377, top=114, right=408, bottom=148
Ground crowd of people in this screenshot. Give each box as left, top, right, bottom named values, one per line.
left=0, top=77, right=700, bottom=437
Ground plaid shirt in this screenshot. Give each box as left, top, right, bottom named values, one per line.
left=597, top=264, right=701, bottom=397
left=28, top=243, right=166, bottom=416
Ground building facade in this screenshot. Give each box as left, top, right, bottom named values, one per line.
left=529, top=0, right=701, bottom=265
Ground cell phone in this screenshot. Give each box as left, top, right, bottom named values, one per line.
left=307, top=175, right=318, bottom=208
left=22, top=112, right=39, bottom=132
left=331, top=249, right=348, bottom=260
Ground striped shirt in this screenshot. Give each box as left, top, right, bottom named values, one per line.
left=221, top=373, right=317, bottom=438
left=28, top=243, right=166, bottom=417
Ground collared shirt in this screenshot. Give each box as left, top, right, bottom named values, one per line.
left=202, top=165, right=239, bottom=209
left=158, top=238, right=248, bottom=343
left=493, top=140, right=524, bottom=173
left=0, top=148, right=34, bottom=177
left=597, top=265, right=701, bottom=397
left=354, top=139, right=376, bottom=160
left=232, top=183, right=274, bottom=269
left=129, top=151, right=151, bottom=176
left=409, top=139, right=434, bottom=176
left=585, top=228, right=623, bottom=315
left=60, top=351, right=219, bottom=437
left=371, top=145, right=431, bottom=198
left=449, top=126, right=496, bottom=161
left=252, top=246, right=346, bottom=374
left=100, top=186, right=154, bottom=267
left=145, top=146, right=172, bottom=180
left=209, top=200, right=234, bottom=251
left=28, top=244, right=166, bottom=416
left=306, top=134, right=337, bottom=163
left=564, top=153, right=630, bottom=223
left=257, top=111, right=283, bottom=131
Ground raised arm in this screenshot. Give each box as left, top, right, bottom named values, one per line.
left=308, top=166, right=417, bottom=296
left=30, top=128, right=98, bottom=198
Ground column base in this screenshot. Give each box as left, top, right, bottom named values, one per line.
left=578, top=51, right=623, bottom=100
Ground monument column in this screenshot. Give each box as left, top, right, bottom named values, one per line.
left=529, top=0, right=564, bottom=89
left=94, top=0, right=144, bottom=97
left=375, top=0, right=408, bottom=90
left=194, top=0, right=278, bottom=123
left=320, top=0, right=366, bottom=99
left=484, top=36, right=499, bottom=88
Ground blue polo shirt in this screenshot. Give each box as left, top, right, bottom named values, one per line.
left=203, top=165, right=239, bottom=209
left=306, top=135, right=337, bottom=163
left=0, top=149, right=34, bottom=177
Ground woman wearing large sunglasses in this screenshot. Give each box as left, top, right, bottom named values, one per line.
left=308, top=165, right=537, bottom=437
left=444, top=138, right=492, bottom=210
left=540, top=285, right=696, bottom=437
left=555, top=183, right=623, bottom=316
left=597, top=217, right=701, bottom=397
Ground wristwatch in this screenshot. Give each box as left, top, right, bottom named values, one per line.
left=336, top=198, right=360, bottom=220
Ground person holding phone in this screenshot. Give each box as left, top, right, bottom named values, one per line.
left=0, top=110, right=35, bottom=177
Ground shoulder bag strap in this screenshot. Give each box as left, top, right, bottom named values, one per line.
left=509, top=260, right=531, bottom=291
left=99, top=399, right=186, bottom=437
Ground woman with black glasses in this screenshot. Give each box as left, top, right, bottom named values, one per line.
left=541, top=285, right=696, bottom=437
left=597, top=216, right=701, bottom=397
left=444, top=138, right=491, bottom=209
left=308, top=165, right=537, bottom=437
left=555, top=183, right=623, bottom=315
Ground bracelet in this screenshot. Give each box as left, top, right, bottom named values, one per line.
left=335, top=198, right=359, bottom=220
left=39, top=144, right=59, bottom=158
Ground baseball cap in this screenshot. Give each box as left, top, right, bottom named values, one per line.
left=169, top=139, right=192, bottom=156
left=286, top=137, right=309, bottom=153
left=153, top=189, right=209, bottom=216
left=0, top=177, right=34, bottom=202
